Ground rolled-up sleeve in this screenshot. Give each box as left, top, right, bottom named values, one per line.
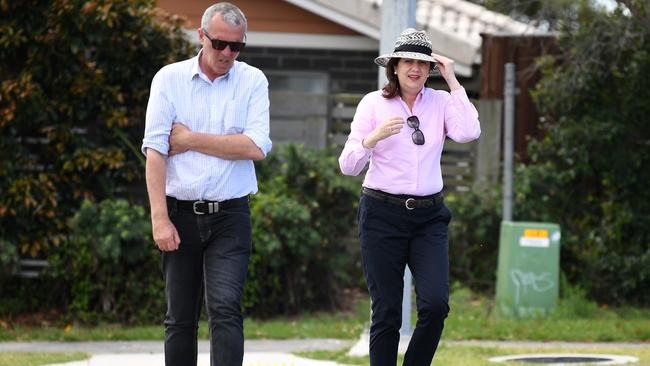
left=338, top=94, right=374, bottom=176
left=444, top=87, right=481, bottom=143
left=243, top=72, right=272, bottom=156
left=142, top=71, right=174, bottom=156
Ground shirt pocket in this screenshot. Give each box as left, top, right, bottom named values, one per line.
left=223, top=100, right=247, bottom=134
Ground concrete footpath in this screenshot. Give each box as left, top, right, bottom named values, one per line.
left=0, top=339, right=351, bottom=366
left=0, top=338, right=648, bottom=366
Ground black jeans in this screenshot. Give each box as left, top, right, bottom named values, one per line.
left=358, top=193, right=452, bottom=366
left=162, top=197, right=251, bottom=366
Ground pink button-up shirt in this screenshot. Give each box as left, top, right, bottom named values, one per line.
left=338, top=87, right=480, bottom=196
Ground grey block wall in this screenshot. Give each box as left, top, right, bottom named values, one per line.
left=238, top=47, right=379, bottom=94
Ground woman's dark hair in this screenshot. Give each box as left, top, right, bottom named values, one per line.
left=381, top=58, right=401, bottom=99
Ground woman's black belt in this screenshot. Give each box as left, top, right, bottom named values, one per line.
left=362, top=187, right=443, bottom=210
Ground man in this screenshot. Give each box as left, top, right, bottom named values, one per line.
left=141, top=3, right=271, bottom=365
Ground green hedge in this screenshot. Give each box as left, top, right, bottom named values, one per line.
left=446, top=188, right=501, bottom=293
left=0, top=0, right=193, bottom=259
left=48, top=199, right=163, bottom=323
left=0, top=145, right=363, bottom=323
left=244, top=144, right=362, bottom=317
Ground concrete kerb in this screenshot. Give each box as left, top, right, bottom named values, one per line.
left=0, top=339, right=352, bottom=354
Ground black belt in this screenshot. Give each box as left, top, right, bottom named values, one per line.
left=167, top=196, right=248, bottom=215
left=362, top=187, right=443, bottom=210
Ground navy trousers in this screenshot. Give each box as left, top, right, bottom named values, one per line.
left=162, top=197, right=251, bottom=366
left=358, top=192, right=452, bottom=366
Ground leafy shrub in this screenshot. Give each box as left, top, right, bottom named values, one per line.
left=446, top=187, right=502, bottom=293
left=0, top=0, right=193, bottom=259
left=48, top=199, right=164, bottom=323
left=244, top=144, right=362, bottom=317
left=0, top=238, right=19, bottom=278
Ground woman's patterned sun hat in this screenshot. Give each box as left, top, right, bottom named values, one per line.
left=374, top=28, right=437, bottom=75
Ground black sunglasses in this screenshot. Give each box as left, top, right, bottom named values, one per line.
left=202, top=29, right=245, bottom=52
left=407, top=116, right=425, bottom=145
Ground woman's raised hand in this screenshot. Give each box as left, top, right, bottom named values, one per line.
left=432, top=53, right=461, bottom=90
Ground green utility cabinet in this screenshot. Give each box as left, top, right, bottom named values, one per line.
left=495, top=221, right=561, bottom=317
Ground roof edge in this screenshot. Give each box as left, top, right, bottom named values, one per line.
left=283, top=0, right=381, bottom=39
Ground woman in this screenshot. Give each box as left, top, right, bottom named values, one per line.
left=338, top=28, right=480, bottom=366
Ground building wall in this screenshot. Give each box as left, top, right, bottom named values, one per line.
left=238, top=47, right=480, bottom=95
left=237, top=47, right=378, bottom=148
left=238, top=47, right=379, bottom=94
left=157, top=0, right=359, bottom=35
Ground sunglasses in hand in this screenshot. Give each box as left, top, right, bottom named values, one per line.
left=202, top=28, right=246, bottom=52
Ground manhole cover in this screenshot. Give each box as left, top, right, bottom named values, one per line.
left=489, top=353, right=639, bottom=365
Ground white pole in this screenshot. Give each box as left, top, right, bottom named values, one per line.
left=503, top=63, right=515, bottom=221
left=378, top=0, right=417, bottom=337
left=378, top=0, right=416, bottom=88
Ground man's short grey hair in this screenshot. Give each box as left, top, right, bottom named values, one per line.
left=201, top=2, right=248, bottom=34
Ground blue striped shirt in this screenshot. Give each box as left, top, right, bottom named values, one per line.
left=142, top=53, right=272, bottom=201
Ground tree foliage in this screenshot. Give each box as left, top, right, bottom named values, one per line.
left=0, top=0, right=194, bottom=257
left=516, top=1, right=650, bottom=305
left=467, top=0, right=599, bottom=30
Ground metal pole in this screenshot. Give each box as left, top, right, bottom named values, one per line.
left=378, top=0, right=417, bottom=337
left=378, top=0, right=416, bottom=88
left=503, top=63, right=515, bottom=221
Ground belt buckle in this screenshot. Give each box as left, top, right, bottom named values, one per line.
left=405, top=198, right=416, bottom=210
left=193, top=200, right=205, bottom=215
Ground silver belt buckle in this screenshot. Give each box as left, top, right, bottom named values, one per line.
left=405, top=198, right=416, bottom=210
left=193, top=200, right=205, bottom=215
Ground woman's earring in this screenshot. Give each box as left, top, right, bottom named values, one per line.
left=394, top=71, right=397, bottom=75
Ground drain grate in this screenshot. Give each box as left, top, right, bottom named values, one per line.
left=489, top=353, right=639, bottom=365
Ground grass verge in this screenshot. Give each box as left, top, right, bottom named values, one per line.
left=0, top=352, right=87, bottom=366
left=298, top=344, right=650, bottom=366
left=0, top=286, right=648, bottom=342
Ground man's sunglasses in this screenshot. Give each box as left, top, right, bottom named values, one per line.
left=202, top=29, right=245, bottom=52
left=407, top=116, right=425, bottom=145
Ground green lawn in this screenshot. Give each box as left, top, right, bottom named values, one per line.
left=443, top=287, right=650, bottom=342
left=0, top=352, right=87, bottom=366
left=299, top=344, right=650, bottom=366
left=2, top=346, right=648, bottom=366
left=0, top=287, right=648, bottom=343
left=0, top=297, right=368, bottom=342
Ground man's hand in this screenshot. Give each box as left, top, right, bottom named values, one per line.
left=152, top=216, right=181, bottom=251
left=169, top=122, right=192, bottom=156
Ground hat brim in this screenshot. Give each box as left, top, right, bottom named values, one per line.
left=374, top=52, right=438, bottom=76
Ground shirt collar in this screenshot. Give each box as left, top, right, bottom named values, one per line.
left=399, top=87, right=427, bottom=105
left=191, top=49, right=234, bottom=82
left=190, top=51, right=202, bottom=80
